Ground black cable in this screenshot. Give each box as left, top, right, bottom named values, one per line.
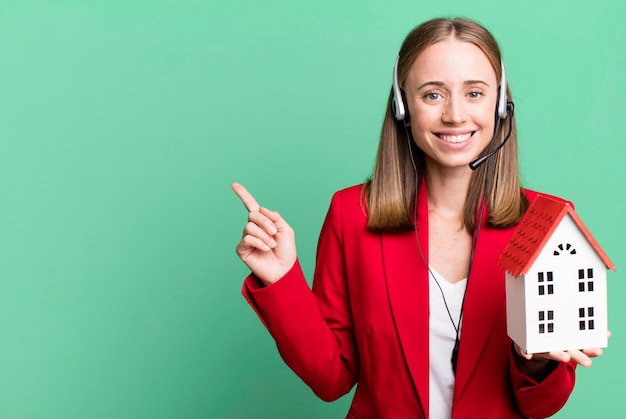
left=403, top=122, right=481, bottom=374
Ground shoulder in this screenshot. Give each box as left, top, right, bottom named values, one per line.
left=330, top=184, right=366, bottom=207
left=326, top=184, right=368, bottom=225
left=332, top=184, right=365, bottom=202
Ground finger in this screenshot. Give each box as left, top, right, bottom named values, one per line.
left=581, top=347, right=603, bottom=358
left=259, top=207, right=293, bottom=233
left=242, top=221, right=277, bottom=248
left=542, top=350, right=571, bottom=363
left=567, top=349, right=592, bottom=368
left=248, top=210, right=278, bottom=236
left=514, top=343, right=533, bottom=360
left=519, top=352, right=533, bottom=361
left=236, top=234, right=273, bottom=255
left=232, top=182, right=261, bottom=212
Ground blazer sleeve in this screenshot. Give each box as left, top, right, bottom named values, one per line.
left=509, top=348, right=576, bottom=418
left=241, top=191, right=358, bottom=402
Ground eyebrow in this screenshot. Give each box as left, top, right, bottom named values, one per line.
left=415, top=80, right=490, bottom=90
left=464, top=80, right=490, bottom=87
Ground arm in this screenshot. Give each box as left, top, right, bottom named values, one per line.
left=509, top=347, right=576, bottom=418
left=509, top=342, right=606, bottom=418
left=237, top=187, right=358, bottom=401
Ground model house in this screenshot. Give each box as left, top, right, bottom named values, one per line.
left=499, top=195, right=615, bottom=354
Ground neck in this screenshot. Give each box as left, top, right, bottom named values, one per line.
left=424, top=163, right=472, bottom=223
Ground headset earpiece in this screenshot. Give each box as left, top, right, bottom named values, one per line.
left=392, top=56, right=406, bottom=121
left=497, top=61, right=509, bottom=120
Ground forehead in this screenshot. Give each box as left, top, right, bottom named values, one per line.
left=407, top=38, right=497, bottom=86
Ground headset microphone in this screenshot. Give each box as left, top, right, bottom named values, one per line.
left=469, top=101, right=514, bottom=170
left=468, top=60, right=513, bottom=170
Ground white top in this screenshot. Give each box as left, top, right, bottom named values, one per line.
left=428, top=266, right=467, bottom=419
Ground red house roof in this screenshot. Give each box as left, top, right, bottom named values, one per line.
left=499, top=195, right=615, bottom=277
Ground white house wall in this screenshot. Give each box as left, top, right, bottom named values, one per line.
left=506, top=271, right=527, bottom=350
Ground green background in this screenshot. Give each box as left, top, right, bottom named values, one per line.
left=0, top=0, right=623, bottom=417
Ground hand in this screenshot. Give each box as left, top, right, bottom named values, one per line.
left=514, top=330, right=611, bottom=369
left=232, top=182, right=297, bottom=286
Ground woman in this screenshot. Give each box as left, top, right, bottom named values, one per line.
left=232, top=17, right=604, bottom=418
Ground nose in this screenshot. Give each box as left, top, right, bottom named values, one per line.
left=442, top=95, right=467, bottom=124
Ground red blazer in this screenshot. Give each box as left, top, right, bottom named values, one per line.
left=243, top=183, right=576, bottom=418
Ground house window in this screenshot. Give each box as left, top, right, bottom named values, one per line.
left=578, top=268, right=594, bottom=292
left=554, top=243, right=576, bottom=256
left=538, top=272, right=554, bottom=296
left=538, top=310, right=555, bottom=334
left=579, top=307, right=595, bottom=330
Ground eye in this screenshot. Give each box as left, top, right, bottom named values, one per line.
left=423, top=91, right=441, bottom=101
left=468, top=90, right=483, bottom=99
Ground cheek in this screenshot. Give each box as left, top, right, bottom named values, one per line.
left=479, top=114, right=496, bottom=132
left=470, top=104, right=497, bottom=131
left=484, top=114, right=498, bottom=135
left=407, top=113, right=435, bottom=144
left=407, top=105, right=439, bottom=130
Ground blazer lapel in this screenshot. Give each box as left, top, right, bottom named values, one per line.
left=453, top=224, right=512, bottom=398
left=381, top=181, right=430, bottom=416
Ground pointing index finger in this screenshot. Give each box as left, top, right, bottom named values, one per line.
left=231, top=182, right=261, bottom=212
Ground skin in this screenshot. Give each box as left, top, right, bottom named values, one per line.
left=232, top=38, right=607, bottom=379
left=232, top=182, right=295, bottom=286
left=403, top=38, right=499, bottom=284
left=404, top=38, right=498, bottom=174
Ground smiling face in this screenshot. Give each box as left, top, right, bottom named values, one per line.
left=404, top=38, right=499, bottom=172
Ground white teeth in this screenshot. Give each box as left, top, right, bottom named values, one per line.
left=439, top=133, right=472, bottom=143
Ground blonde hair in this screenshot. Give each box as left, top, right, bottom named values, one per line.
left=365, top=17, right=528, bottom=232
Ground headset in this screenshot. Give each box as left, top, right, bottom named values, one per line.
left=392, top=55, right=510, bottom=122
left=392, top=56, right=514, bottom=170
